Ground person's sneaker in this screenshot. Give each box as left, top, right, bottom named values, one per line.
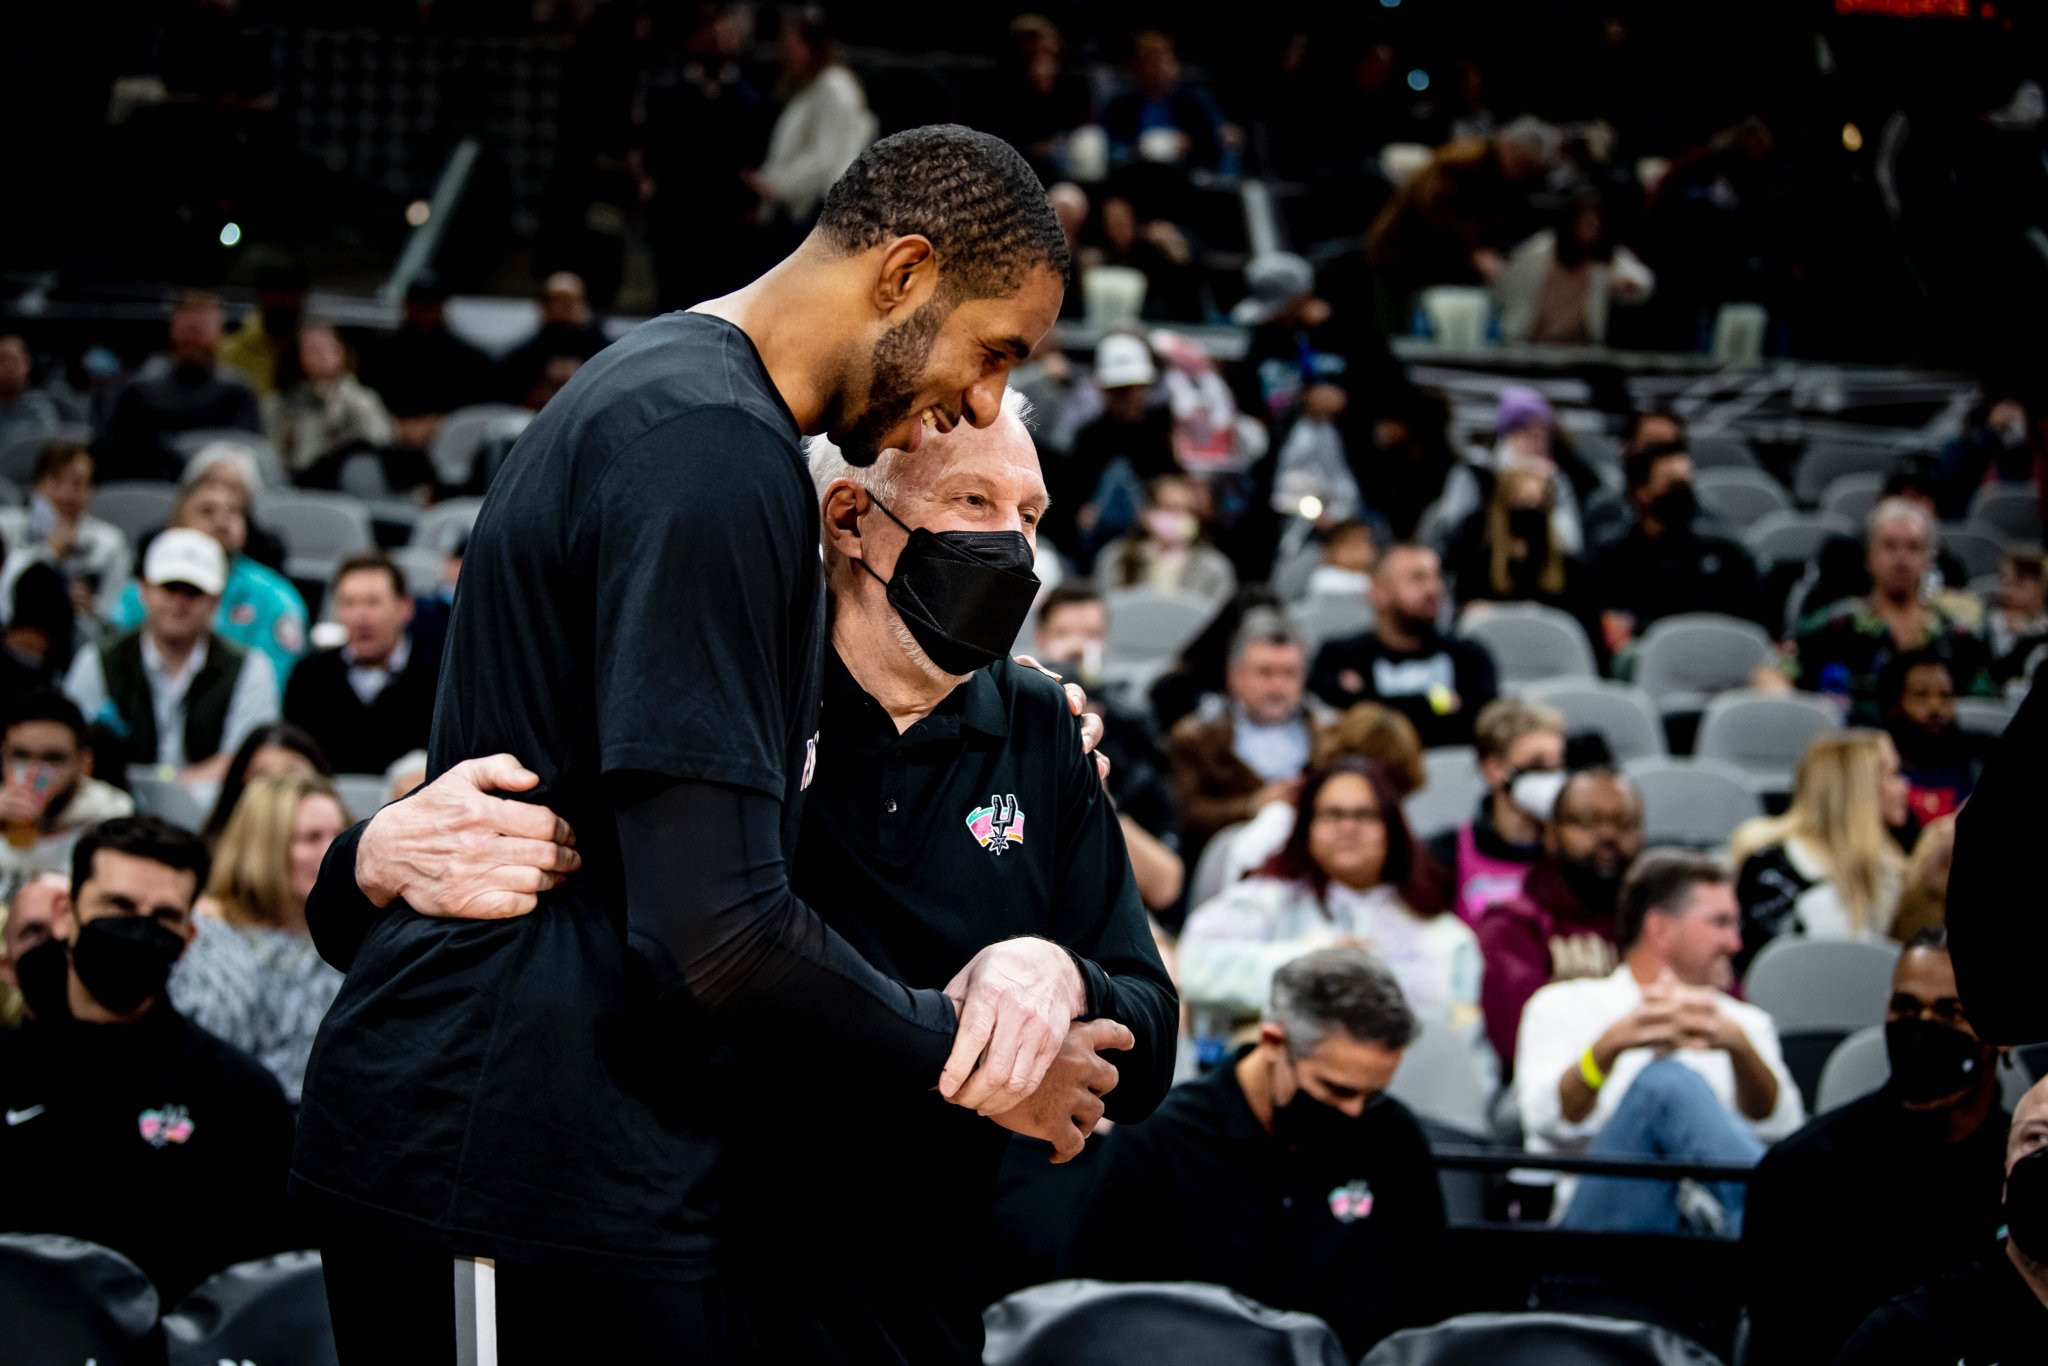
left=1675, top=1178, right=1730, bottom=1237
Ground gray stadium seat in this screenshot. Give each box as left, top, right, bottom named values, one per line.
left=0, top=1233, right=161, bottom=1366
left=93, top=481, right=179, bottom=547
left=1520, top=679, right=1666, bottom=763
left=1793, top=444, right=1900, bottom=505
left=1622, top=756, right=1763, bottom=850
left=1818, top=1023, right=2035, bottom=1115
left=1969, top=485, right=2044, bottom=544
left=0, top=477, right=25, bottom=508
left=985, top=1280, right=1348, bottom=1366
left=1633, top=613, right=1779, bottom=714
left=1744, top=509, right=1856, bottom=566
left=170, top=427, right=288, bottom=489
left=163, top=1250, right=338, bottom=1366
left=1189, top=819, right=1248, bottom=909
left=257, top=490, right=375, bottom=582
left=1943, top=524, right=2011, bottom=579
left=1460, top=603, right=1597, bottom=688
left=1406, top=746, right=1485, bottom=842
left=1693, top=467, right=1791, bottom=527
left=1288, top=597, right=1372, bottom=654
left=410, top=496, right=486, bottom=555
left=1819, top=471, right=1886, bottom=524
left=128, top=769, right=211, bottom=831
left=1694, top=690, right=1840, bottom=793
left=1685, top=432, right=1759, bottom=470
left=1954, top=695, right=2018, bottom=740
left=1744, top=937, right=1900, bottom=1034
left=1363, top=1311, right=1722, bottom=1366
left=0, top=423, right=90, bottom=485
left=430, top=404, right=532, bottom=488
left=331, top=773, right=394, bottom=823
left=1384, top=1016, right=1490, bottom=1137
left=1103, top=589, right=1213, bottom=665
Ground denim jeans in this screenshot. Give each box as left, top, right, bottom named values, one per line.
left=1559, top=1057, right=1766, bottom=1236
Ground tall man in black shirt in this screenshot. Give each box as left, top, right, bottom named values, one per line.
left=292, top=127, right=1119, bottom=1363
left=1588, top=441, right=1764, bottom=648
left=0, top=817, right=294, bottom=1300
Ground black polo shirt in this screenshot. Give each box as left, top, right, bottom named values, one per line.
left=0, top=997, right=294, bottom=1301
left=292, top=311, right=957, bottom=1280
left=729, top=649, right=1178, bottom=1364
left=1838, top=1251, right=2048, bottom=1365
left=1069, top=1047, right=1447, bottom=1356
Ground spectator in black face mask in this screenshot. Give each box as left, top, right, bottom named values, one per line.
left=0, top=817, right=294, bottom=1300
left=1589, top=441, right=1765, bottom=657
left=1745, top=928, right=2011, bottom=1365
left=1838, top=1069, right=2048, bottom=1364
left=1068, top=947, right=1447, bottom=1355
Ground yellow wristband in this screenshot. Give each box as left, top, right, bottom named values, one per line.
left=1579, top=1045, right=1607, bottom=1091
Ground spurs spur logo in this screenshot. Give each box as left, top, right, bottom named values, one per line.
left=965, top=794, right=1026, bottom=856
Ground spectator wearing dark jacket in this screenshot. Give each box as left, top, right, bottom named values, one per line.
left=1310, top=545, right=1498, bottom=749
left=1589, top=441, right=1764, bottom=656
left=98, top=292, right=260, bottom=484
left=283, top=554, right=437, bottom=776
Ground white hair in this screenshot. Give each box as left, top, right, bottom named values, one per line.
left=1869, top=496, right=1936, bottom=548
left=806, top=387, right=1036, bottom=507
left=182, top=442, right=264, bottom=493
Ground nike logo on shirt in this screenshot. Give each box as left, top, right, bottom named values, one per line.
left=5, top=1105, right=46, bottom=1126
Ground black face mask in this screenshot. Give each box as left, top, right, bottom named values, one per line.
left=1271, top=1059, right=1367, bottom=1151
left=1885, top=1017, right=1992, bottom=1106
left=2007, top=1146, right=2048, bottom=1263
left=1506, top=507, right=1550, bottom=547
left=859, top=494, right=1041, bottom=677
left=13, top=934, right=70, bottom=1021
left=1646, top=482, right=1698, bottom=532
left=1557, top=855, right=1625, bottom=917
left=70, top=915, right=184, bottom=1015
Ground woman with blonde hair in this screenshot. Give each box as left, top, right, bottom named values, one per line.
left=1446, top=463, right=1588, bottom=618
left=169, top=771, right=350, bottom=1098
left=1729, top=729, right=1909, bottom=975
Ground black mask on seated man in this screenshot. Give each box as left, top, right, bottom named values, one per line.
left=859, top=493, right=1041, bottom=677
left=2004, top=1146, right=2048, bottom=1263
left=1885, top=1017, right=1994, bottom=1107
left=13, top=934, right=70, bottom=1021
left=69, top=916, right=185, bottom=1016
left=1646, top=482, right=1698, bottom=533
left=1271, top=1056, right=1369, bottom=1151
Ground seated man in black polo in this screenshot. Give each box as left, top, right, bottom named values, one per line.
left=0, top=816, right=294, bottom=1300
left=1839, top=1072, right=2048, bottom=1363
left=1588, top=440, right=1765, bottom=655
left=1744, top=927, right=2010, bottom=1363
left=63, top=528, right=279, bottom=787
left=1067, top=947, right=1447, bottom=1357
left=283, top=551, right=438, bottom=775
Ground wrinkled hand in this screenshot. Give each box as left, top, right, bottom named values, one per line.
left=1013, top=654, right=1109, bottom=782
left=989, top=1019, right=1134, bottom=1163
left=356, top=754, right=581, bottom=919
left=940, top=937, right=1089, bottom=1115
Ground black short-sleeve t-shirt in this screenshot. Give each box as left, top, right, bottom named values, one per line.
left=292, top=312, right=825, bottom=1277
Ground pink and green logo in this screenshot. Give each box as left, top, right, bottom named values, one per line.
left=966, top=795, right=1025, bottom=855
left=139, top=1105, right=194, bottom=1147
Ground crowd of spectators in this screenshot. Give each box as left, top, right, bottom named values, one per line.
left=2, top=2, right=2046, bottom=1361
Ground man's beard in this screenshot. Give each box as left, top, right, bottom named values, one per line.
left=836, top=295, right=948, bottom=468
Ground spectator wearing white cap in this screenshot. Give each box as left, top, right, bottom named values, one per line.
left=64, top=528, right=279, bottom=787
left=1073, top=333, right=1179, bottom=556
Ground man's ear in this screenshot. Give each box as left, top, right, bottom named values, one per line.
left=1257, top=1021, right=1289, bottom=1057
left=872, top=236, right=937, bottom=319
left=821, top=481, right=867, bottom=564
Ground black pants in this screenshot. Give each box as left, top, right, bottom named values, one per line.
left=319, top=1222, right=726, bottom=1365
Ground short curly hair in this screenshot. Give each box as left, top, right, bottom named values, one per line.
left=816, top=124, right=1070, bottom=300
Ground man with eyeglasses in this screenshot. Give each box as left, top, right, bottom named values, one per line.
left=1068, top=947, right=1449, bottom=1356
left=1743, top=927, right=2011, bottom=1364
left=1475, top=768, right=1643, bottom=1074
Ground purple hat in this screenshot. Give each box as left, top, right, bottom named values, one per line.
left=1496, top=385, right=1554, bottom=434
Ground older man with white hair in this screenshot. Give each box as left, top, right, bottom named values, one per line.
left=707, top=391, right=1177, bottom=1364
left=1791, top=497, right=1995, bottom=724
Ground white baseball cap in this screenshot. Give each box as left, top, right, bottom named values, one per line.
left=1095, top=333, right=1157, bottom=389
left=144, top=528, right=228, bottom=596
